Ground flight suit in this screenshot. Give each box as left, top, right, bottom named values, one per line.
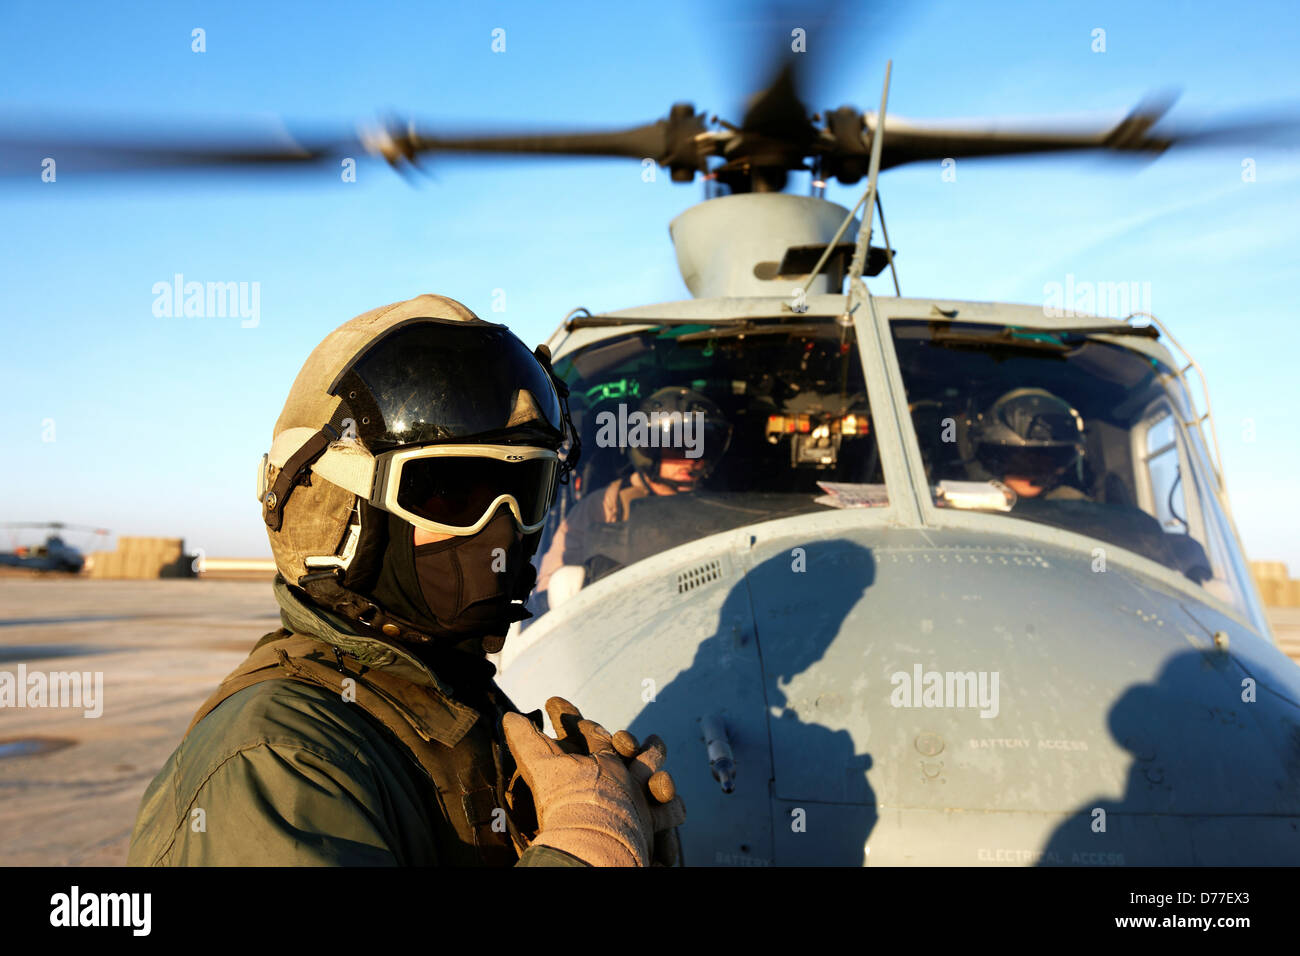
left=127, top=576, right=582, bottom=866
left=537, top=472, right=653, bottom=591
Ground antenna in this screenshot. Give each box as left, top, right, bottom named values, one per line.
left=795, top=60, right=895, bottom=304
left=846, top=61, right=893, bottom=290
left=874, top=191, right=901, bottom=296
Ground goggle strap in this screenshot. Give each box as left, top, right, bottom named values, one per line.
left=263, top=425, right=338, bottom=532
left=313, top=443, right=380, bottom=499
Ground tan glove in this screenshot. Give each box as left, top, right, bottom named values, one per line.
left=536, top=698, right=688, bottom=866
left=610, top=729, right=687, bottom=866
left=503, top=697, right=656, bottom=867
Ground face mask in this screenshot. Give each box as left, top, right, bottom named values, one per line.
left=368, top=508, right=535, bottom=639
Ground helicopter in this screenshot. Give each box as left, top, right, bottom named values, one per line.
left=485, top=66, right=1300, bottom=865
left=6, top=16, right=1299, bottom=867
left=0, top=522, right=111, bottom=574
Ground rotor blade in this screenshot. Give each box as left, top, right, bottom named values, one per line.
left=721, top=0, right=908, bottom=128
left=403, top=121, right=671, bottom=162
left=869, top=95, right=1177, bottom=169
left=0, top=522, right=109, bottom=533
left=0, top=118, right=357, bottom=178
left=740, top=61, right=817, bottom=141
left=867, top=96, right=1300, bottom=171
left=58, top=523, right=113, bottom=535
left=0, top=115, right=692, bottom=180
left=1156, top=111, right=1300, bottom=147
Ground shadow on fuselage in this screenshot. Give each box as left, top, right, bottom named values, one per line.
left=1039, top=648, right=1300, bottom=866
left=628, top=539, right=878, bottom=866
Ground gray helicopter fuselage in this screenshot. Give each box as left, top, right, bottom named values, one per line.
left=503, top=507, right=1300, bottom=866
left=500, top=283, right=1298, bottom=866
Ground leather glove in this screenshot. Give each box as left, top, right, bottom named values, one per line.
left=542, top=698, right=687, bottom=866
left=611, top=729, right=687, bottom=866
left=503, top=697, right=656, bottom=867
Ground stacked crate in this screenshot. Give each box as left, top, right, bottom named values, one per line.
left=1251, top=562, right=1300, bottom=608
left=87, top=537, right=192, bottom=579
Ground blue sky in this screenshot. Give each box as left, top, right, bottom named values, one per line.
left=2, top=0, right=1299, bottom=570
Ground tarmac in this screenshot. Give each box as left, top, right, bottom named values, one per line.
left=0, top=578, right=279, bottom=866
left=1, top=576, right=1298, bottom=866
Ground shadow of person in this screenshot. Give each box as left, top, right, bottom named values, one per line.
left=1038, top=647, right=1300, bottom=866
left=628, top=539, right=877, bottom=866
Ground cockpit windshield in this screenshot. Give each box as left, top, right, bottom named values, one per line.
left=531, top=319, right=886, bottom=613
left=890, top=319, right=1258, bottom=618
left=525, top=314, right=1263, bottom=630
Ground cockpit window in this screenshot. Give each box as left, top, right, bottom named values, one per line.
left=529, top=319, right=885, bottom=616
left=890, top=319, right=1255, bottom=616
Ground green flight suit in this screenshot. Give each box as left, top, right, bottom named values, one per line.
left=127, top=578, right=583, bottom=867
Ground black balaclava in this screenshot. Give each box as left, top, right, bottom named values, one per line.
left=367, top=507, right=535, bottom=644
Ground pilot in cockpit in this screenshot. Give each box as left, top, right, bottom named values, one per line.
left=968, top=387, right=1213, bottom=583
left=968, top=388, right=1090, bottom=502
left=537, top=386, right=732, bottom=603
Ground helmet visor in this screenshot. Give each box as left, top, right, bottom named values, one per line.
left=655, top=419, right=733, bottom=465
left=980, top=445, right=1079, bottom=478
left=334, top=320, right=563, bottom=450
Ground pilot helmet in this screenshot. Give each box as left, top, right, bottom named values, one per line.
left=257, top=293, right=572, bottom=648
left=969, top=387, right=1085, bottom=483
left=627, top=386, right=732, bottom=492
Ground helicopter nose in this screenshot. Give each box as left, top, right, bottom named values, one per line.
left=742, top=527, right=1300, bottom=865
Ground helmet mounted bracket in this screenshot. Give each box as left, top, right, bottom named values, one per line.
left=263, top=423, right=341, bottom=532
left=533, top=343, right=582, bottom=484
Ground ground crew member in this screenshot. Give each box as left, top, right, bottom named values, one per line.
left=127, top=293, right=684, bottom=866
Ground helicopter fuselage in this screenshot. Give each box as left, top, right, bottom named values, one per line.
left=498, top=289, right=1296, bottom=866
left=502, top=510, right=1299, bottom=866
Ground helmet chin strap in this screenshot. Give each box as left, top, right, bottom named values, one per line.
left=633, top=462, right=662, bottom=494
left=297, top=568, right=434, bottom=641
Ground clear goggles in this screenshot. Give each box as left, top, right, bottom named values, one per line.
left=369, top=444, right=559, bottom=536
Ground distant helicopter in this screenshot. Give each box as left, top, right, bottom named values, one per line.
left=0, top=522, right=111, bottom=574
left=6, top=14, right=1299, bottom=866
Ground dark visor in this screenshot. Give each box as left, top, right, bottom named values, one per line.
left=333, top=319, right=563, bottom=451
left=653, top=420, right=733, bottom=462
left=396, top=455, right=558, bottom=528
left=981, top=445, right=1078, bottom=476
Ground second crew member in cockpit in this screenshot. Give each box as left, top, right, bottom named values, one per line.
left=537, top=387, right=732, bottom=599
left=968, top=388, right=1089, bottom=501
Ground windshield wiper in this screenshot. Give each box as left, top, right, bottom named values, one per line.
left=566, top=314, right=848, bottom=337
left=564, top=315, right=724, bottom=331
left=1027, top=323, right=1160, bottom=339
left=675, top=318, right=845, bottom=342
left=929, top=323, right=1159, bottom=352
